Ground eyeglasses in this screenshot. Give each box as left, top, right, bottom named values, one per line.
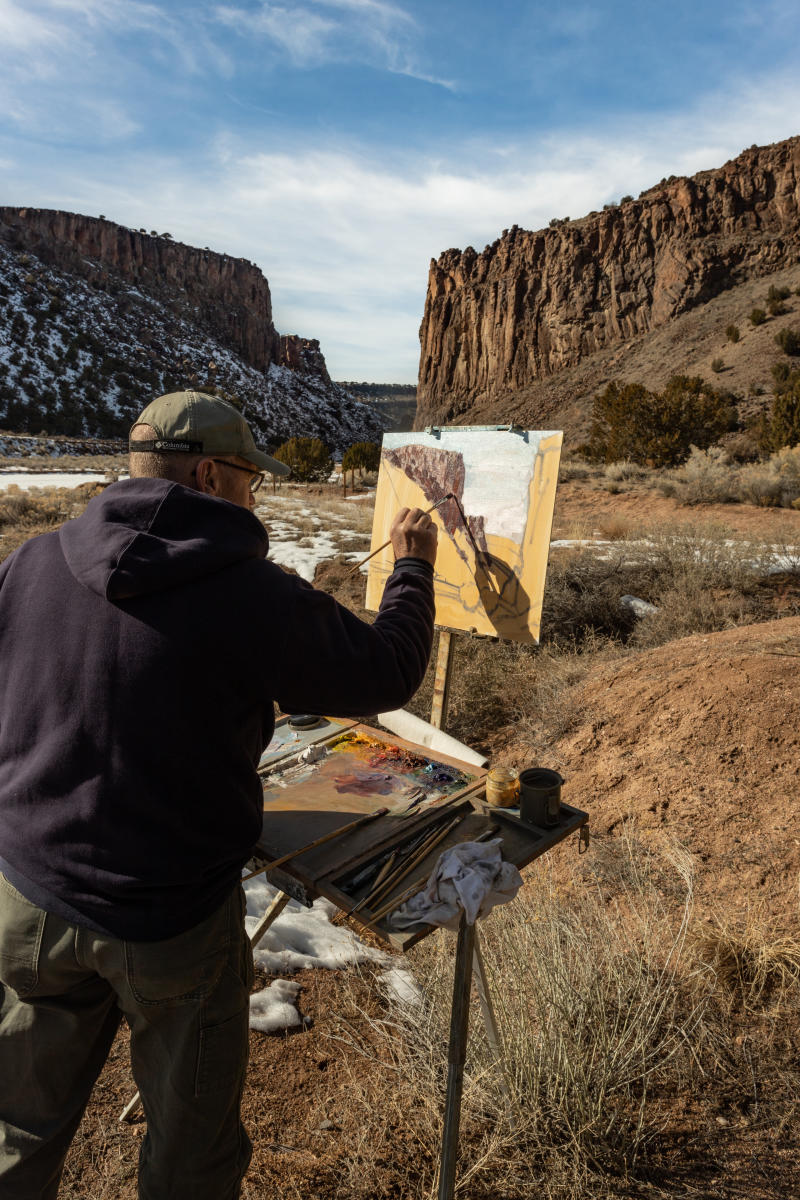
left=208, top=459, right=266, bottom=494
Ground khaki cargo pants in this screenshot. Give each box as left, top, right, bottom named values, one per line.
left=0, top=874, right=254, bottom=1200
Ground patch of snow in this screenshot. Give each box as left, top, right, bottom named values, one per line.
left=249, top=978, right=303, bottom=1033
left=381, top=966, right=423, bottom=1008
left=243, top=877, right=387, bottom=976
left=620, top=594, right=660, bottom=618
left=0, top=472, right=108, bottom=490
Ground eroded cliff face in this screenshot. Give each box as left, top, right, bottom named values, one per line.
left=0, top=207, right=280, bottom=372
left=417, top=136, right=800, bottom=426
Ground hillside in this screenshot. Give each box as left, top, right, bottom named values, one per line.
left=0, top=208, right=385, bottom=450
left=417, top=135, right=800, bottom=439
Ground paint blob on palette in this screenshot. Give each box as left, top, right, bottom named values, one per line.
left=260, top=730, right=476, bottom=816
left=257, top=715, right=354, bottom=770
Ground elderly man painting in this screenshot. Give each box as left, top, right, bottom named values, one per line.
left=0, top=391, right=437, bottom=1199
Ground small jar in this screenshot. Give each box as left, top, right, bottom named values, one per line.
left=485, top=766, right=520, bottom=808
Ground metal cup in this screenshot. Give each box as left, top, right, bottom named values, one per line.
left=519, top=768, right=563, bottom=827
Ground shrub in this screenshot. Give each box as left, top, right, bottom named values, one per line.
left=603, top=460, right=647, bottom=483
left=710, top=357, right=725, bottom=373
left=767, top=284, right=792, bottom=302
left=775, top=328, right=800, bottom=356
left=588, top=376, right=737, bottom=467
left=770, top=372, right=800, bottom=450
left=273, top=436, right=332, bottom=482
left=768, top=297, right=787, bottom=317
left=750, top=308, right=767, bottom=326
left=725, top=324, right=740, bottom=343
left=669, top=445, right=737, bottom=504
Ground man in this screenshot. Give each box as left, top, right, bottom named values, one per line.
left=0, top=391, right=437, bottom=1199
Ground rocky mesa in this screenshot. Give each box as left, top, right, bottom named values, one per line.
left=0, top=207, right=281, bottom=372
left=417, top=136, right=800, bottom=428
left=0, top=208, right=385, bottom=448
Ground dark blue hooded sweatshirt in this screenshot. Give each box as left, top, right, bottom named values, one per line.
left=0, top=478, right=434, bottom=940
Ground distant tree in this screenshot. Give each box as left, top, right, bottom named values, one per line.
left=342, top=441, right=381, bottom=490
left=768, top=296, right=787, bottom=317
left=273, top=436, right=332, bottom=482
left=750, top=308, right=767, bottom=327
left=588, top=376, right=737, bottom=467
left=725, top=324, right=740, bottom=343
left=767, top=285, right=792, bottom=302
left=342, top=441, right=381, bottom=474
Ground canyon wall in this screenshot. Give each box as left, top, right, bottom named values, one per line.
left=0, top=207, right=281, bottom=372
left=417, top=136, right=800, bottom=426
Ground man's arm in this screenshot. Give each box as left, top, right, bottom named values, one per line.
left=270, top=507, right=438, bottom=717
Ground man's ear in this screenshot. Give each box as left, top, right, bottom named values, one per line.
left=194, top=458, right=219, bottom=494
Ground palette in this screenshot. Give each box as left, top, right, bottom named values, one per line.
left=260, top=726, right=477, bottom=817
left=257, top=715, right=357, bottom=770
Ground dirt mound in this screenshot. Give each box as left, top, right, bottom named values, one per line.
left=553, top=615, right=800, bottom=923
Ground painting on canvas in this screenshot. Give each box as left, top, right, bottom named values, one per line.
left=365, top=428, right=562, bottom=643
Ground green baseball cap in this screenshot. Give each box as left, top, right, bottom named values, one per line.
left=130, top=391, right=291, bottom=476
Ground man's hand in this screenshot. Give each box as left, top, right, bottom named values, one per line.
left=390, top=507, right=438, bottom=566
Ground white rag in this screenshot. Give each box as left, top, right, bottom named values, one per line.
left=389, top=839, right=523, bottom=931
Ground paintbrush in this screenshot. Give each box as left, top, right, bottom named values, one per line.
left=360, top=811, right=467, bottom=916
left=347, top=492, right=455, bottom=575
left=363, top=822, right=500, bottom=930
left=242, top=806, right=389, bottom=880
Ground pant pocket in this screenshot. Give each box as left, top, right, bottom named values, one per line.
left=0, top=873, right=46, bottom=997
left=195, top=1002, right=249, bottom=1098
left=124, top=892, right=235, bottom=1006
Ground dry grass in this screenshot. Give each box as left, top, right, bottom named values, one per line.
left=327, top=837, right=800, bottom=1199
left=692, top=911, right=800, bottom=1009
left=0, top=454, right=126, bottom=473
left=660, top=445, right=800, bottom=509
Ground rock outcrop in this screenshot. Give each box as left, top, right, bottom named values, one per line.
left=417, top=136, right=800, bottom=426
left=0, top=207, right=281, bottom=372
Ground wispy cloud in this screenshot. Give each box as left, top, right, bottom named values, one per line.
left=215, top=0, right=454, bottom=88
left=3, top=28, right=799, bottom=379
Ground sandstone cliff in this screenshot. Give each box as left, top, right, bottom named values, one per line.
left=417, top=136, right=800, bottom=427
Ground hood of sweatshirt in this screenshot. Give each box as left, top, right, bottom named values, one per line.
left=59, top=477, right=269, bottom=600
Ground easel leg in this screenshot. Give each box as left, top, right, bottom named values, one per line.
left=431, top=629, right=456, bottom=730
left=472, top=929, right=516, bottom=1129
left=437, top=912, right=475, bottom=1200
left=249, top=890, right=291, bottom=950
left=119, top=888, right=291, bottom=1123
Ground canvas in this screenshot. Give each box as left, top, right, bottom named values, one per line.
left=365, top=428, right=562, bottom=642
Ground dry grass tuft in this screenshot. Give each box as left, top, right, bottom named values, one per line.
left=692, top=913, right=800, bottom=1008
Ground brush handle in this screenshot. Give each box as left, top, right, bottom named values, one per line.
left=260, top=807, right=389, bottom=872
left=348, top=493, right=455, bottom=575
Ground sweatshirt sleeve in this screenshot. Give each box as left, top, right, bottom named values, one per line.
left=271, top=560, right=435, bottom=717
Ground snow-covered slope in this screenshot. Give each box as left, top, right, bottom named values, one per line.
left=0, top=239, right=386, bottom=452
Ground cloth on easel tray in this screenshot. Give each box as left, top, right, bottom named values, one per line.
left=388, top=839, right=523, bottom=930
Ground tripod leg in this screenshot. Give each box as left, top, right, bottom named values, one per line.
left=437, top=913, right=476, bottom=1200
left=472, top=928, right=517, bottom=1129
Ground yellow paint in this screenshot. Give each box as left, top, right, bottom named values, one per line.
left=365, top=431, right=562, bottom=643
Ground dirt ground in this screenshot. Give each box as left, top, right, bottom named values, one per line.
left=30, top=476, right=800, bottom=1197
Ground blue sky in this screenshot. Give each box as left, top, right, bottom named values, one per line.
left=1, top=1, right=799, bottom=382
